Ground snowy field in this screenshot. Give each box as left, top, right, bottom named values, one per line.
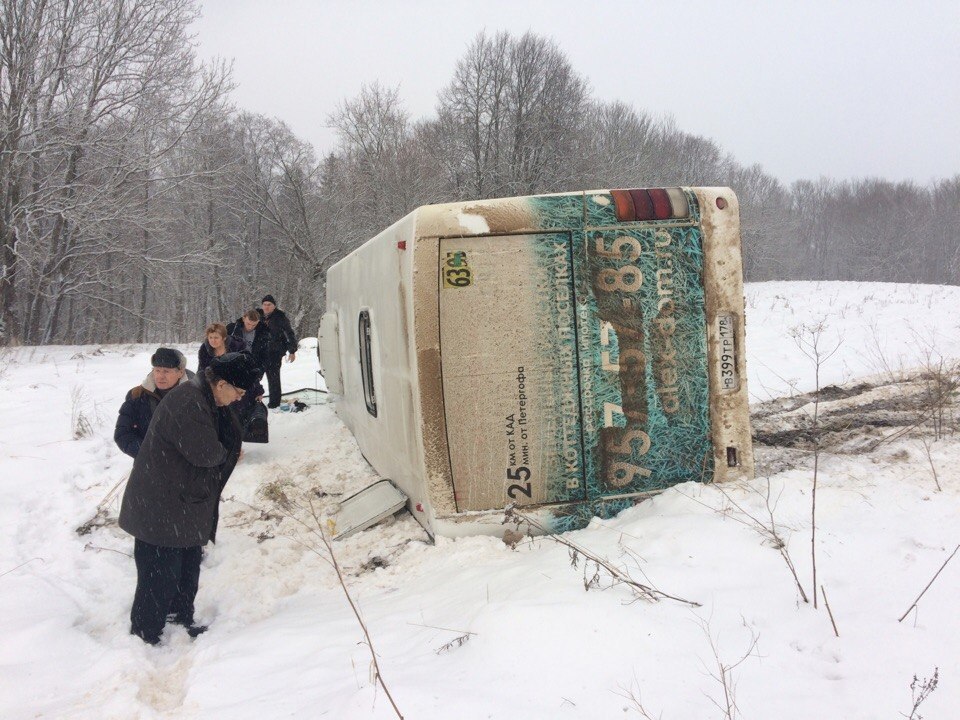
left=2, top=281, right=959, bottom=719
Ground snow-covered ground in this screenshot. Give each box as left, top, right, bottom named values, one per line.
left=2, top=281, right=959, bottom=719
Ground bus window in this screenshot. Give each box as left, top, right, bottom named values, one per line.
left=359, top=310, right=377, bottom=417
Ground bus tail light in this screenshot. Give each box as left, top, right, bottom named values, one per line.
left=611, top=188, right=690, bottom=222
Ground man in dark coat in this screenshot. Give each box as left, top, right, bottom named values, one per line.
left=226, top=309, right=271, bottom=374
left=114, top=348, right=192, bottom=458
left=220, top=315, right=270, bottom=442
left=118, top=353, right=259, bottom=645
left=257, top=294, right=298, bottom=408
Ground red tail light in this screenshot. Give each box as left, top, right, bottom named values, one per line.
left=611, top=188, right=689, bottom=222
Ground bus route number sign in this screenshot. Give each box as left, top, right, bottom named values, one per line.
left=443, top=250, right=472, bottom=289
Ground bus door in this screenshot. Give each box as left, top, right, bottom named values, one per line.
left=576, top=219, right=714, bottom=500
left=438, top=233, right=587, bottom=512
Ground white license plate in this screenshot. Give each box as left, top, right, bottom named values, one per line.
left=717, top=314, right=739, bottom=391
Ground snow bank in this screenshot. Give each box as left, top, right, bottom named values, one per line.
left=1, top=282, right=958, bottom=719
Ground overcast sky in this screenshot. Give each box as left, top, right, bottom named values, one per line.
left=194, top=0, right=959, bottom=186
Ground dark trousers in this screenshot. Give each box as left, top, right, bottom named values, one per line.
left=265, top=355, right=283, bottom=407
left=131, top=539, right=202, bottom=642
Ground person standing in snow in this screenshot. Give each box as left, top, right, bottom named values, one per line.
left=197, top=322, right=244, bottom=373
left=227, top=309, right=271, bottom=376
left=114, top=348, right=192, bottom=458
left=200, top=320, right=268, bottom=443
left=118, top=353, right=259, bottom=645
left=257, top=294, right=298, bottom=408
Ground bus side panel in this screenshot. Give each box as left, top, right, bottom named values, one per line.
left=326, top=212, right=429, bottom=523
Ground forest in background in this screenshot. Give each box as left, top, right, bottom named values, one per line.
left=1, top=0, right=958, bottom=345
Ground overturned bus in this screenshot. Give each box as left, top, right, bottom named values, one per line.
left=318, top=188, right=753, bottom=538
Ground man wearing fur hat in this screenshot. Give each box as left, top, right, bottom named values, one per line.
left=114, top=347, right=193, bottom=458
left=258, top=294, right=298, bottom=408
left=119, top=352, right=260, bottom=645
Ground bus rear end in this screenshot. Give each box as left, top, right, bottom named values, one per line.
left=433, top=187, right=752, bottom=533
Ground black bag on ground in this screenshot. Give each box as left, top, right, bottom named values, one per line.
left=242, top=400, right=269, bottom=443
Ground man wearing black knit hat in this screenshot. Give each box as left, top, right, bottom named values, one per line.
left=258, top=294, right=298, bottom=408
left=119, top=352, right=258, bottom=645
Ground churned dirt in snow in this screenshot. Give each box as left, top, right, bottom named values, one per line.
left=1, top=281, right=959, bottom=719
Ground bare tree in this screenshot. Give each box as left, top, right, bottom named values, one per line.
left=578, top=100, right=658, bottom=190
left=435, top=31, right=589, bottom=198
left=730, top=163, right=791, bottom=281
left=3, top=18, right=957, bottom=347
left=0, top=0, right=231, bottom=345
left=435, top=31, right=511, bottom=198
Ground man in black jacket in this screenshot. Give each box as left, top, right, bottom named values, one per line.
left=118, top=353, right=259, bottom=645
left=226, top=309, right=271, bottom=374
left=257, top=294, right=298, bottom=408
left=114, top=348, right=192, bottom=458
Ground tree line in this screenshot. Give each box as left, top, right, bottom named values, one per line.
left=2, top=4, right=957, bottom=345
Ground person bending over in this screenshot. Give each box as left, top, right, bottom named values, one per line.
left=203, top=320, right=267, bottom=441
left=118, top=353, right=259, bottom=645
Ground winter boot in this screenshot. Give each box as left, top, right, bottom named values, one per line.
left=168, top=614, right=208, bottom=637
left=131, top=626, right=161, bottom=646
left=186, top=624, right=209, bottom=638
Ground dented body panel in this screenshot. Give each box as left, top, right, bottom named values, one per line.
left=322, top=188, right=753, bottom=538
